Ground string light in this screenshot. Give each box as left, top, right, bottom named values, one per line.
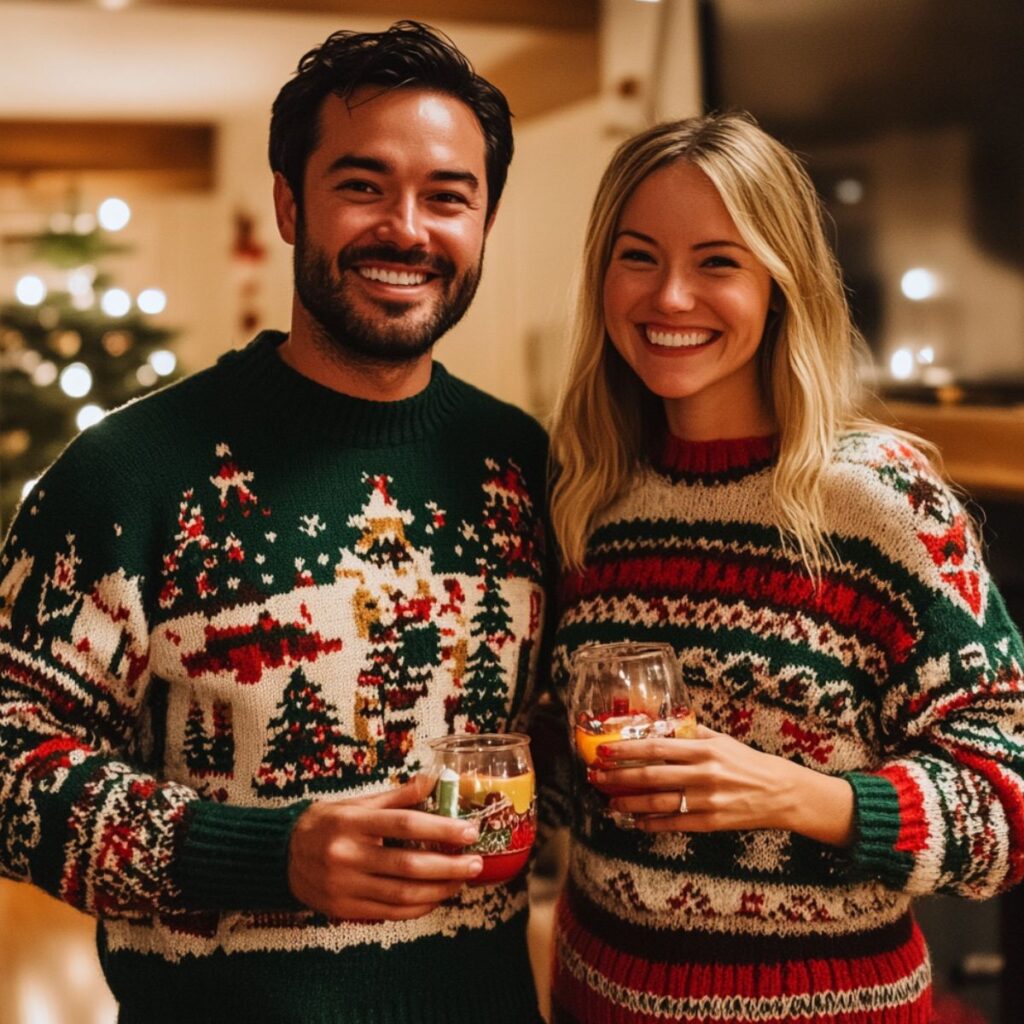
left=59, top=362, right=93, bottom=398
left=890, top=348, right=915, bottom=380
left=67, top=268, right=96, bottom=296
left=16, top=275, right=46, bottom=306
left=149, top=350, right=177, bottom=376
left=101, top=288, right=132, bottom=317
left=76, top=404, right=106, bottom=430
left=98, top=197, right=131, bottom=231
left=32, top=361, right=58, bottom=386
left=835, top=178, right=864, bottom=205
left=137, top=288, right=167, bottom=314
left=901, top=268, right=939, bottom=301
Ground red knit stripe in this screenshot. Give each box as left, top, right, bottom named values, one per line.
left=878, top=764, right=931, bottom=855
left=563, top=553, right=918, bottom=666
left=554, top=896, right=931, bottom=1014
left=658, top=433, right=778, bottom=475
left=952, top=744, right=1024, bottom=887
left=554, top=953, right=930, bottom=1024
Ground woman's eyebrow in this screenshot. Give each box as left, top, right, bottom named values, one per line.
left=693, top=240, right=750, bottom=252
left=614, top=229, right=658, bottom=245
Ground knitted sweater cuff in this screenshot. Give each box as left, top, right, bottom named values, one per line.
left=842, top=771, right=914, bottom=888
left=175, top=799, right=312, bottom=911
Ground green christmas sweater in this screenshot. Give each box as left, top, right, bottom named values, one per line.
left=550, top=431, right=1024, bottom=1022
left=0, top=331, right=549, bottom=1024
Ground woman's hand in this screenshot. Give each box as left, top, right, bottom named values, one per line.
left=590, top=725, right=855, bottom=847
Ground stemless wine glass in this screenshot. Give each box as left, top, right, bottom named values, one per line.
left=425, top=733, right=536, bottom=886
left=568, top=641, right=695, bottom=821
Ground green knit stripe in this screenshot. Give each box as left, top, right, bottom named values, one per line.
left=105, top=914, right=538, bottom=1024
left=221, top=332, right=467, bottom=447
left=843, top=771, right=914, bottom=886
left=176, top=799, right=311, bottom=910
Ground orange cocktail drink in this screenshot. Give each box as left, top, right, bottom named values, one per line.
left=575, top=700, right=697, bottom=793
left=569, top=642, right=695, bottom=809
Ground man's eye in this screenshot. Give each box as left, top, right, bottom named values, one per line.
left=433, top=192, right=469, bottom=205
left=338, top=180, right=378, bottom=195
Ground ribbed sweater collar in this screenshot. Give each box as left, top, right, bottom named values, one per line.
left=220, top=330, right=464, bottom=447
left=654, top=432, right=779, bottom=482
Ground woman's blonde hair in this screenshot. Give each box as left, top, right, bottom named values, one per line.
left=550, top=111, right=899, bottom=578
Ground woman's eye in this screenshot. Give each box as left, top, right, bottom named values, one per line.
left=702, top=254, right=740, bottom=269
left=620, top=249, right=655, bottom=264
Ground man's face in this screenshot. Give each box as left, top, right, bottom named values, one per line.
left=281, top=88, right=492, bottom=363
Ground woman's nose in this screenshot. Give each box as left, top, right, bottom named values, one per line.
left=652, top=271, right=698, bottom=314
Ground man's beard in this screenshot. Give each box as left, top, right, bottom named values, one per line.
left=293, top=222, right=483, bottom=365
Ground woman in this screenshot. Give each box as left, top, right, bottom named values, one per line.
left=546, top=111, right=1024, bottom=1023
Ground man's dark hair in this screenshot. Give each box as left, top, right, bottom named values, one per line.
left=269, top=20, right=513, bottom=220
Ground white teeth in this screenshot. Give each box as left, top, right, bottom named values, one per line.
left=358, top=267, right=428, bottom=286
left=645, top=327, right=714, bottom=348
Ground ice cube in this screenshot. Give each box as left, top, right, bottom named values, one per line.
left=619, top=722, right=651, bottom=740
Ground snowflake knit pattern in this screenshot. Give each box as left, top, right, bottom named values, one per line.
left=0, top=332, right=548, bottom=1024
left=549, top=431, right=1024, bottom=1024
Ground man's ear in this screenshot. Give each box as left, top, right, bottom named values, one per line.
left=483, top=200, right=501, bottom=239
left=273, top=172, right=298, bottom=246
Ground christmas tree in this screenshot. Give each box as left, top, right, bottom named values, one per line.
left=0, top=197, right=182, bottom=530
left=462, top=565, right=514, bottom=732
left=184, top=696, right=235, bottom=778
left=460, top=459, right=542, bottom=731
left=253, top=666, right=350, bottom=798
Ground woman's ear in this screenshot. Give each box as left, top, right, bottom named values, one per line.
left=769, top=282, right=785, bottom=314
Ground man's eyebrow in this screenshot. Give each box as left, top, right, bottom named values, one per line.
left=324, top=154, right=391, bottom=176
left=322, top=156, right=479, bottom=193
left=429, top=169, right=480, bottom=191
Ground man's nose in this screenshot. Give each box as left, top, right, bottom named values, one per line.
left=374, top=194, right=429, bottom=248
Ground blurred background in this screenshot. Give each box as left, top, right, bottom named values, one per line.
left=0, top=1, right=1021, bottom=1022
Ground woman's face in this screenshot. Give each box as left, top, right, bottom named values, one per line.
left=602, top=160, right=775, bottom=439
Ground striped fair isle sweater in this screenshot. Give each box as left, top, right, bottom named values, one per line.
left=549, top=431, right=1024, bottom=1024
left=0, top=331, right=548, bottom=1024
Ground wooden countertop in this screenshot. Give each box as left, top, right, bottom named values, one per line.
left=868, top=400, right=1024, bottom=500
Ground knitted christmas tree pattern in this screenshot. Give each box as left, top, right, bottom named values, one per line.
left=463, top=459, right=543, bottom=734
left=158, top=443, right=272, bottom=610
left=183, top=696, right=235, bottom=778
left=144, top=447, right=545, bottom=795
left=253, top=667, right=351, bottom=798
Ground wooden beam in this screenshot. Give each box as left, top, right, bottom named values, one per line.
left=0, top=121, right=214, bottom=190
left=132, top=0, right=598, bottom=30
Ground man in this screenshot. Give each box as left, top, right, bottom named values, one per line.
left=0, top=22, right=548, bottom=1023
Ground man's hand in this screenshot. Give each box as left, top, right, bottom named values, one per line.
left=287, top=774, right=484, bottom=920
